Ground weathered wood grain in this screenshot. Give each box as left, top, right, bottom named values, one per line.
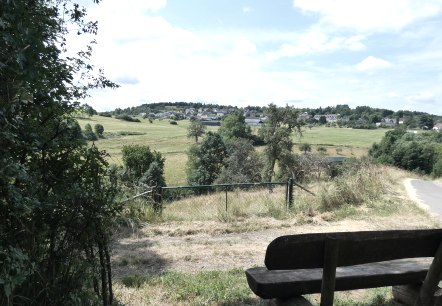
left=419, top=241, right=442, bottom=305
left=320, top=238, right=339, bottom=306
left=246, top=258, right=432, bottom=299
left=265, top=230, right=442, bottom=270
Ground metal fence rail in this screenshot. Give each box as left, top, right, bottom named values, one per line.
left=120, top=178, right=315, bottom=214
left=157, top=179, right=294, bottom=212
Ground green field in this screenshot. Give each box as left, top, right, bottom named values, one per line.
left=295, top=126, right=389, bottom=148
left=77, top=116, right=389, bottom=185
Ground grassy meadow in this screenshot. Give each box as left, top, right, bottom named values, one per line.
left=112, top=164, right=438, bottom=306
left=77, top=115, right=390, bottom=185
left=78, top=115, right=440, bottom=306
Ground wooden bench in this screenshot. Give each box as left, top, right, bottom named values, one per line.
left=246, top=229, right=442, bottom=306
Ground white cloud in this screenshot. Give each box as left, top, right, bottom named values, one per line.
left=242, top=6, right=251, bottom=13
left=73, top=0, right=442, bottom=115
left=233, top=37, right=257, bottom=54
left=267, top=30, right=365, bottom=60
left=293, top=0, right=442, bottom=32
left=356, top=56, right=392, bottom=71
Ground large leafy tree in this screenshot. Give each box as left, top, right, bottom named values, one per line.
left=259, top=104, right=301, bottom=181
left=121, top=144, right=165, bottom=183
left=186, top=132, right=228, bottom=185
left=370, top=127, right=440, bottom=175
left=1, top=1, right=120, bottom=305
left=218, top=110, right=252, bottom=140
left=187, top=119, right=206, bottom=143
left=215, top=138, right=263, bottom=184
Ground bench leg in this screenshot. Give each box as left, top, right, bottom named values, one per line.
left=393, top=285, right=442, bottom=306
left=269, top=296, right=314, bottom=306
left=393, top=285, right=420, bottom=305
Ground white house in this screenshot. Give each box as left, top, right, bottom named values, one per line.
left=433, top=123, right=442, bottom=132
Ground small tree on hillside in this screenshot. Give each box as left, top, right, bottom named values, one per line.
left=187, top=119, right=206, bottom=143
left=215, top=138, right=262, bottom=183
left=219, top=111, right=252, bottom=140
left=186, top=132, right=228, bottom=185
left=259, top=104, right=301, bottom=181
left=94, top=123, right=104, bottom=137
left=140, top=161, right=166, bottom=187
left=83, top=123, right=97, bottom=141
left=122, top=145, right=165, bottom=182
left=299, top=143, right=311, bottom=154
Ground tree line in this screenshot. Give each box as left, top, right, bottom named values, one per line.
left=103, top=102, right=442, bottom=130
left=370, top=127, right=442, bottom=176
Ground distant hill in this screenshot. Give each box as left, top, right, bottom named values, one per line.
left=101, top=102, right=442, bottom=130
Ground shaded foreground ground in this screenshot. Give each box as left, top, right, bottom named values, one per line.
left=111, top=179, right=441, bottom=305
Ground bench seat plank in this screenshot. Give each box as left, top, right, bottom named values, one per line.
left=246, top=258, right=432, bottom=299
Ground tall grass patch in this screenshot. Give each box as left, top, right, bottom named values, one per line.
left=319, top=161, right=389, bottom=211
left=162, top=187, right=289, bottom=222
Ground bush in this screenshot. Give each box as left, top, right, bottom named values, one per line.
left=98, top=112, right=112, bottom=117
left=432, top=158, right=442, bottom=177
left=317, top=146, right=327, bottom=154
left=122, top=145, right=165, bottom=182
left=299, top=143, right=311, bottom=154
left=169, top=120, right=178, bottom=125
left=83, top=123, right=98, bottom=141
left=94, top=123, right=104, bottom=137
left=115, top=114, right=141, bottom=122
left=140, top=161, right=166, bottom=188
left=320, top=162, right=386, bottom=211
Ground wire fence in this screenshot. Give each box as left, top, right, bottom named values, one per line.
left=160, top=179, right=294, bottom=212
left=122, top=179, right=296, bottom=215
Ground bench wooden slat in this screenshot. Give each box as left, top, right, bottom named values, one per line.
left=246, top=258, right=433, bottom=299
left=265, top=230, right=442, bottom=270
left=321, top=238, right=339, bottom=306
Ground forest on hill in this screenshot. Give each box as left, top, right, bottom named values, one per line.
left=102, top=102, right=442, bottom=130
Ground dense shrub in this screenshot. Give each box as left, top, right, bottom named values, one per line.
left=215, top=138, right=263, bottom=184
left=320, top=161, right=386, bottom=211
left=370, top=127, right=440, bottom=175
left=83, top=123, right=98, bottom=140
left=122, top=145, right=165, bottom=183
left=98, top=111, right=112, bottom=117
left=94, top=123, right=104, bottom=137
left=187, top=132, right=228, bottom=185
left=115, top=114, right=141, bottom=122
left=1, top=0, right=120, bottom=303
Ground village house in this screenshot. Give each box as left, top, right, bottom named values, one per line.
left=433, top=123, right=442, bottom=132
left=377, top=118, right=397, bottom=127
left=298, top=112, right=311, bottom=121
left=313, top=114, right=338, bottom=122
left=245, top=118, right=264, bottom=126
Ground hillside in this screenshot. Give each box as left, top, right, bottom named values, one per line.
left=76, top=115, right=389, bottom=185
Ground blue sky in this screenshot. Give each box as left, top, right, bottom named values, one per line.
left=79, top=0, right=442, bottom=114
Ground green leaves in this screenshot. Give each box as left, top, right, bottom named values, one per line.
left=1, top=1, right=120, bottom=305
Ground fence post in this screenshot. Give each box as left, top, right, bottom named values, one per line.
left=153, top=187, right=163, bottom=213
left=285, top=179, right=289, bottom=209
left=225, top=186, right=228, bottom=212
left=288, top=177, right=294, bottom=209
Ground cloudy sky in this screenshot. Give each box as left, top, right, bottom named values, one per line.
left=77, top=0, right=442, bottom=114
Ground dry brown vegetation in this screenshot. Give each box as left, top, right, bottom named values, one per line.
left=112, top=165, right=440, bottom=305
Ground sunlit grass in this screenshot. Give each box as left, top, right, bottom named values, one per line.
left=76, top=117, right=390, bottom=185
left=295, top=126, right=389, bottom=148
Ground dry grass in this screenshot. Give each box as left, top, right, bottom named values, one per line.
left=112, top=164, right=441, bottom=305
left=162, top=187, right=287, bottom=222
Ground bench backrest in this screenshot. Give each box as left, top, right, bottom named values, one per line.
left=265, top=229, right=442, bottom=270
